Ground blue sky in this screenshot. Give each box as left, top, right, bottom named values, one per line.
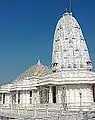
left=0, top=0, right=95, bottom=84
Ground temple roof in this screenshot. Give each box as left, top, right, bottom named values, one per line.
left=37, top=70, right=95, bottom=86
left=14, top=60, right=52, bottom=81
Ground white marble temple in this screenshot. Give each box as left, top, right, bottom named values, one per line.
left=0, top=12, right=95, bottom=117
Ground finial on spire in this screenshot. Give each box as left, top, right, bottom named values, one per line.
left=69, top=0, right=72, bottom=13
left=66, top=8, right=68, bottom=13
left=64, top=0, right=72, bottom=15
left=37, top=59, right=41, bottom=65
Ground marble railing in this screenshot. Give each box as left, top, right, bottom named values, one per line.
left=0, top=103, right=95, bottom=119
left=0, top=102, right=93, bottom=113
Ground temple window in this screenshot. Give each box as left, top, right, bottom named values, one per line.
left=52, top=70, right=56, bottom=73
left=39, top=88, right=49, bottom=104
left=80, top=36, right=84, bottom=40
left=72, top=37, right=75, bottom=39
left=75, top=49, right=79, bottom=52
left=39, top=90, right=43, bottom=104
left=64, top=57, right=67, bottom=59
left=64, top=49, right=67, bottom=52
left=3, top=93, right=5, bottom=104
left=52, top=63, right=58, bottom=67
left=61, top=65, right=64, bottom=69
left=65, top=38, right=68, bottom=40
left=57, top=28, right=59, bottom=31
left=75, top=26, right=78, bottom=28
left=0, top=93, right=2, bottom=103
left=86, top=61, right=92, bottom=66
left=44, top=89, right=49, bottom=103
left=75, top=25, right=80, bottom=29
left=80, top=64, right=83, bottom=68
left=18, top=91, right=20, bottom=104
left=55, top=39, right=60, bottom=42
left=59, top=25, right=63, bottom=29
left=30, top=90, right=32, bottom=104
left=92, top=85, right=95, bottom=102
left=52, top=86, right=56, bottom=103
left=81, top=38, right=84, bottom=41
left=69, top=40, right=73, bottom=43
left=68, top=64, right=71, bottom=68
left=73, top=64, right=77, bottom=68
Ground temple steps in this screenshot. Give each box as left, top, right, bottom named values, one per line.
left=0, top=110, right=95, bottom=120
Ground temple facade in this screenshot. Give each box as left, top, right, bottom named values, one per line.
left=0, top=12, right=95, bottom=118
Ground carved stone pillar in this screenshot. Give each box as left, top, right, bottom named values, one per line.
left=37, top=89, right=40, bottom=104
left=49, top=86, right=53, bottom=103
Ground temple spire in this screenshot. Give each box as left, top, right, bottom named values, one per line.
left=52, top=9, right=92, bottom=71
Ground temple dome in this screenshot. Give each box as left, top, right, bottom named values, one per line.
left=15, top=60, right=52, bottom=81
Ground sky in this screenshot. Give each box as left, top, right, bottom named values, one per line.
left=0, top=0, right=95, bottom=84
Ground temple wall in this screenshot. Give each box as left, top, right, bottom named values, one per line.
left=0, top=90, right=37, bottom=106
left=36, top=89, right=40, bottom=104
left=20, top=91, right=23, bottom=104
left=19, top=90, right=29, bottom=105
left=5, top=93, right=10, bottom=105
left=55, top=84, right=93, bottom=107
left=22, top=91, right=26, bottom=104
left=66, top=84, right=93, bottom=107
left=0, top=84, right=93, bottom=109
left=15, top=90, right=30, bottom=105
left=25, top=91, right=30, bottom=104
left=32, top=90, right=37, bottom=105
left=56, top=86, right=63, bottom=103
left=21, top=90, right=37, bottom=105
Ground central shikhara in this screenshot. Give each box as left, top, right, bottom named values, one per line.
left=0, top=11, right=95, bottom=119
